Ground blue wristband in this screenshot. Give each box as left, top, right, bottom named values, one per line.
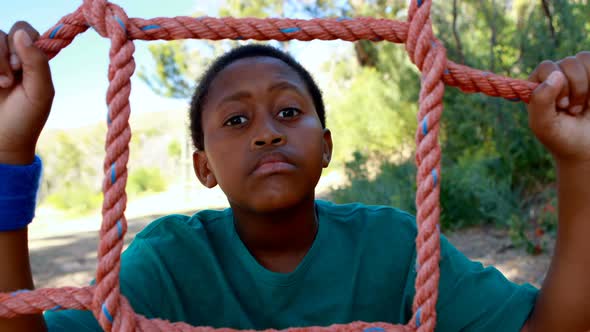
left=0, top=156, right=43, bottom=231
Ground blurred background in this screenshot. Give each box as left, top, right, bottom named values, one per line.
left=2, top=0, right=588, bottom=289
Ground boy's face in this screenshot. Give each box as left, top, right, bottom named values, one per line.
left=194, top=56, right=332, bottom=213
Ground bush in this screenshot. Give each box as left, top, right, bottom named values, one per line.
left=509, top=187, right=557, bottom=254
left=330, top=151, right=416, bottom=214
left=330, top=150, right=523, bottom=232
left=439, top=154, right=521, bottom=230
left=128, top=167, right=168, bottom=197
left=44, top=185, right=102, bottom=214
left=167, top=139, right=182, bottom=159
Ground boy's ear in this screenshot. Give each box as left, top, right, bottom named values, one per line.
left=193, top=150, right=218, bottom=188
left=322, top=128, right=333, bottom=168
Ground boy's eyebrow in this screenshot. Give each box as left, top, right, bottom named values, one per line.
left=218, top=81, right=305, bottom=106
left=219, top=91, right=252, bottom=105
left=268, top=81, right=304, bottom=95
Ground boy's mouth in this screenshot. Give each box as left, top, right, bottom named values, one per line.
left=251, top=151, right=296, bottom=176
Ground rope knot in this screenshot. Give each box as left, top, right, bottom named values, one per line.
left=82, top=0, right=130, bottom=39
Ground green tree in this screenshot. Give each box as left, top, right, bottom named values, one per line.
left=327, top=60, right=417, bottom=165
left=168, top=139, right=182, bottom=159
left=37, top=130, right=103, bottom=214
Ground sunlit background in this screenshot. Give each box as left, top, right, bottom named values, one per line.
left=3, top=0, right=589, bottom=289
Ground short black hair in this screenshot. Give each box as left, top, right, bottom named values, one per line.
left=189, top=44, right=326, bottom=150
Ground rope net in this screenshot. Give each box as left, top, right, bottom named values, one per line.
left=0, top=0, right=540, bottom=331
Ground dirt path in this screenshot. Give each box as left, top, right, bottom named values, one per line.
left=29, top=209, right=552, bottom=289
left=446, top=226, right=552, bottom=287
left=29, top=213, right=156, bottom=289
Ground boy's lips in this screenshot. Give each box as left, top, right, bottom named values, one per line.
left=251, top=151, right=296, bottom=176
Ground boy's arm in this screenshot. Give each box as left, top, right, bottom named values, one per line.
left=0, top=153, right=46, bottom=332
left=524, top=53, right=590, bottom=332
left=0, top=229, right=47, bottom=332
left=524, top=162, right=590, bottom=332
left=0, top=22, right=55, bottom=332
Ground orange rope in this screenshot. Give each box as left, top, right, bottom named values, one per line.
left=0, top=0, right=541, bottom=331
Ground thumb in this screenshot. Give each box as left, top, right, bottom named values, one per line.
left=12, top=29, right=53, bottom=105
left=528, top=70, right=565, bottom=114
left=528, top=70, right=566, bottom=132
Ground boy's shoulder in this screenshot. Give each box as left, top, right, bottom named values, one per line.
left=316, top=200, right=418, bottom=241
left=317, top=200, right=416, bottom=226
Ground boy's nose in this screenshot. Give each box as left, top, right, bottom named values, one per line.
left=252, top=124, right=286, bottom=149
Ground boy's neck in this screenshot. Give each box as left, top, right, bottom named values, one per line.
left=231, top=194, right=318, bottom=273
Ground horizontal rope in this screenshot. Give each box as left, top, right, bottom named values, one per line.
left=37, top=13, right=538, bottom=103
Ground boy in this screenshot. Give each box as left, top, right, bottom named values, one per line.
left=1, top=22, right=590, bottom=332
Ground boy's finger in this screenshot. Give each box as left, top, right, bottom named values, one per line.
left=529, top=61, right=569, bottom=109
left=13, top=29, right=54, bottom=106
left=0, top=31, right=13, bottom=88
left=575, top=51, right=590, bottom=108
left=528, top=70, right=566, bottom=132
left=558, top=56, right=588, bottom=115
left=7, top=22, right=40, bottom=71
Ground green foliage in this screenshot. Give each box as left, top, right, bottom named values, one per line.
left=168, top=139, right=182, bottom=159
left=509, top=186, right=558, bottom=254
left=138, top=40, right=207, bottom=99
left=331, top=149, right=523, bottom=231
left=331, top=152, right=416, bottom=211
left=439, top=150, right=521, bottom=230
left=128, top=167, right=168, bottom=197
left=220, top=0, right=285, bottom=17
left=45, top=185, right=102, bottom=214
left=328, top=65, right=417, bottom=165
left=137, top=0, right=295, bottom=100
left=37, top=110, right=188, bottom=214
left=37, top=128, right=103, bottom=205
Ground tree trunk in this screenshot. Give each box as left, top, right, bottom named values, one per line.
left=541, top=0, right=558, bottom=49
left=452, top=0, right=466, bottom=65
left=478, top=0, right=498, bottom=71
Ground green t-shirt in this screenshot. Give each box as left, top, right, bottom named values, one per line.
left=44, top=200, right=537, bottom=331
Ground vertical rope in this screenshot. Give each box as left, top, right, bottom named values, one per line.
left=82, top=0, right=136, bottom=330
left=405, top=1, right=444, bottom=331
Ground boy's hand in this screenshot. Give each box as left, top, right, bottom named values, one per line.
left=528, top=52, right=590, bottom=167
left=0, top=22, right=53, bottom=165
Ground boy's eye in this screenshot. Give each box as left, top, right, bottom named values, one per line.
left=224, top=115, right=248, bottom=127
left=278, top=108, right=301, bottom=119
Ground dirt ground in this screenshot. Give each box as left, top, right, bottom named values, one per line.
left=446, top=226, right=552, bottom=287
left=28, top=209, right=553, bottom=290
